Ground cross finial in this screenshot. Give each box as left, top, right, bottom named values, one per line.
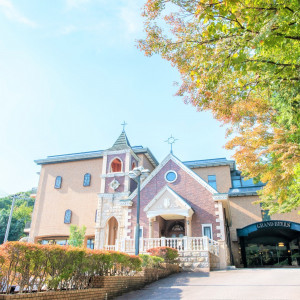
left=121, top=121, right=128, bottom=132
left=164, top=135, right=178, bottom=154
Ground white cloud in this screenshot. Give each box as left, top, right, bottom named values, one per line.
left=0, top=0, right=36, bottom=27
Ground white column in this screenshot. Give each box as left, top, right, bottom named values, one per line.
left=149, top=217, right=156, bottom=238
left=186, top=216, right=192, bottom=237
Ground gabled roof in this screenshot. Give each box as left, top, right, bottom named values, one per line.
left=107, top=130, right=131, bottom=151
left=144, top=185, right=193, bottom=212
left=129, top=153, right=218, bottom=200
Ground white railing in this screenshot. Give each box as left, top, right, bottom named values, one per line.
left=103, top=245, right=116, bottom=251
left=103, top=236, right=219, bottom=255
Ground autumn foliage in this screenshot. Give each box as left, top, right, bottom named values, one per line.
left=138, top=0, right=300, bottom=213
left=0, top=242, right=141, bottom=294
left=147, top=246, right=179, bottom=263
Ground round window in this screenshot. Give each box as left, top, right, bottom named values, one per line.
left=165, top=171, right=177, bottom=183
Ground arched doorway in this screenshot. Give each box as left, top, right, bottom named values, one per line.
left=165, top=221, right=185, bottom=238
left=238, top=220, right=300, bottom=267
left=106, top=217, right=118, bottom=246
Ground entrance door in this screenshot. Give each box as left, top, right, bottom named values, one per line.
left=245, top=242, right=293, bottom=267
left=107, top=217, right=118, bottom=245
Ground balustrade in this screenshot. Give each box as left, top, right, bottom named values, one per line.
left=103, top=236, right=219, bottom=255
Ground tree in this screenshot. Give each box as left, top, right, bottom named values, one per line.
left=0, top=191, right=35, bottom=243
left=138, top=0, right=300, bottom=213
left=68, top=225, right=86, bottom=247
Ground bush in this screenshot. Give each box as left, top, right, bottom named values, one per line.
left=147, top=247, right=179, bottom=263
left=0, top=242, right=142, bottom=294
left=139, top=254, right=164, bottom=268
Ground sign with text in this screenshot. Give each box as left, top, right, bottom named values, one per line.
left=256, top=221, right=291, bottom=229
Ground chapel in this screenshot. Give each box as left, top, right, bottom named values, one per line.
left=28, top=130, right=300, bottom=269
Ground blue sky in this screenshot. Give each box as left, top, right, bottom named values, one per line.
left=0, top=0, right=234, bottom=195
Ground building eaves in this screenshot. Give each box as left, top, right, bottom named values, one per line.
left=228, top=185, right=265, bottom=197
left=132, top=147, right=159, bottom=167
left=35, top=147, right=159, bottom=166
left=184, top=158, right=236, bottom=170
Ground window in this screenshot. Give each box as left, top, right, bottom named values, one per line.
left=55, top=176, right=62, bottom=189
left=202, top=224, right=212, bottom=239
left=232, top=179, right=242, bottom=188
left=111, top=158, right=122, bottom=173
left=83, top=173, right=91, bottom=186
left=208, top=175, right=217, bottom=190
left=260, top=203, right=271, bottom=221
left=64, top=209, right=72, bottom=224
left=132, top=162, right=136, bottom=170
left=165, top=170, right=177, bottom=183
left=95, top=210, right=98, bottom=222
left=87, top=239, right=95, bottom=249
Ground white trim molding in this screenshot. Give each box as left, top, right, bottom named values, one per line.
left=202, top=223, right=213, bottom=239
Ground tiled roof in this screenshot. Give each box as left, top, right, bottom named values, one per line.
left=184, top=158, right=235, bottom=170
left=107, top=131, right=131, bottom=151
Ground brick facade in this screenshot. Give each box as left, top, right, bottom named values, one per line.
left=130, top=159, right=220, bottom=240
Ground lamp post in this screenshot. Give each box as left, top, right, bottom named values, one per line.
left=129, top=166, right=149, bottom=255
left=3, top=193, right=31, bottom=243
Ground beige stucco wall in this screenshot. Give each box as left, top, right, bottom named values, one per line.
left=192, top=165, right=232, bottom=193
left=30, top=158, right=103, bottom=241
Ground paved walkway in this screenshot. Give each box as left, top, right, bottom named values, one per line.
left=115, top=268, right=300, bottom=300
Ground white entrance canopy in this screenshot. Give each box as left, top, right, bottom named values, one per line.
left=144, top=185, right=194, bottom=220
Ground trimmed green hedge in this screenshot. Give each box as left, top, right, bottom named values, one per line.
left=0, top=242, right=141, bottom=294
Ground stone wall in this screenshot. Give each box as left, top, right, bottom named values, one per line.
left=0, top=266, right=179, bottom=300
left=179, top=251, right=210, bottom=272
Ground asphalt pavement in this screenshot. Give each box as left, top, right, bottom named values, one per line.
left=115, top=268, right=300, bottom=300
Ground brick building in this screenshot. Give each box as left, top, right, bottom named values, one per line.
left=29, top=130, right=300, bottom=268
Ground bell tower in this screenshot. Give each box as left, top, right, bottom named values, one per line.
left=95, top=128, right=140, bottom=249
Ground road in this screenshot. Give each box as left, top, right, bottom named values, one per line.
left=115, top=268, right=300, bottom=300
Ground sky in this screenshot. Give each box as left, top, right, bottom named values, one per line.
left=0, top=0, right=234, bottom=196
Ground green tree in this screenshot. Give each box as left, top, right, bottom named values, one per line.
left=68, top=225, right=86, bottom=247
left=0, top=191, right=35, bottom=243
left=139, top=0, right=300, bottom=213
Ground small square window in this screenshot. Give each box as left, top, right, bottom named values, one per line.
left=208, top=175, right=217, bottom=190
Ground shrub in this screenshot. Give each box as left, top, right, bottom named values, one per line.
left=0, top=242, right=142, bottom=294
left=139, top=254, right=164, bottom=268
left=147, top=247, right=179, bottom=263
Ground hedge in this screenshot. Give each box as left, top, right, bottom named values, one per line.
left=147, top=247, right=179, bottom=263
left=0, top=242, right=141, bottom=294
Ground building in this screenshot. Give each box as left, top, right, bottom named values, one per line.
left=29, top=130, right=300, bottom=269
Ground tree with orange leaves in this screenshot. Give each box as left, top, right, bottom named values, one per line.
left=138, top=0, right=300, bottom=213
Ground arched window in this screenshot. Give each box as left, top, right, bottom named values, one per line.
left=131, top=162, right=136, bottom=170
left=83, top=173, right=91, bottom=186
left=111, top=158, right=122, bottom=173
left=55, top=176, right=62, bottom=189
left=64, top=209, right=72, bottom=224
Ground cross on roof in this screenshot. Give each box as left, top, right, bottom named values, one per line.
left=121, top=121, right=128, bottom=132
left=165, top=135, right=178, bottom=154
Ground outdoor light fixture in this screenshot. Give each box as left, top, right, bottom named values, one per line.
left=128, top=166, right=150, bottom=255
left=278, top=242, right=284, bottom=247
left=4, top=193, right=31, bottom=243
